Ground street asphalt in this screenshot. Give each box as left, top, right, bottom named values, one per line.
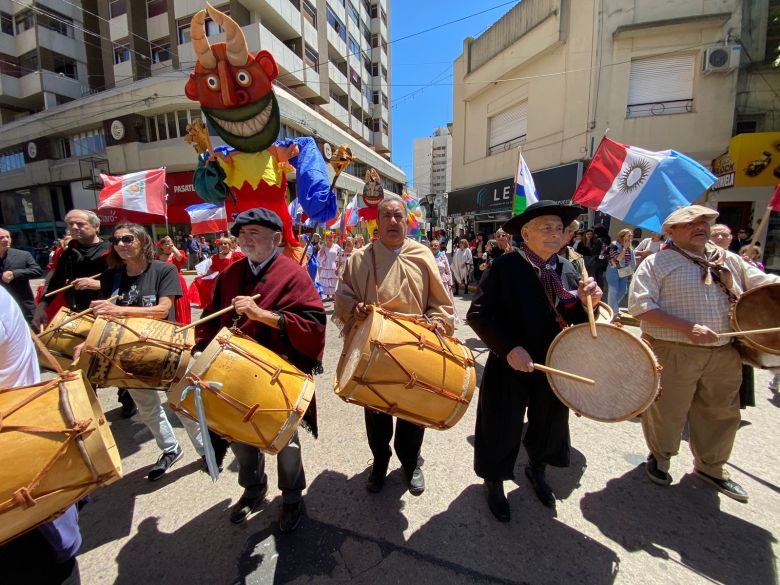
left=51, top=283, right=779, bottom=585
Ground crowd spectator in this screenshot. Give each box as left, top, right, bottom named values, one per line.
left=0, top=227, right=43, bottom=324
left=452, top=238, right=473, bottom=296
left=605, top=228, right=636, bottom=317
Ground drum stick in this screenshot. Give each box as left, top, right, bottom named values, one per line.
left=31, top=328, right=65, bottom=374
left=578, top=261, right=598, bottom=338
left=44, top=273, right=103, bottom=298
left=533, top=363, right=595, bottom=385
left=717, top=326, right=780, bottom=338
left=54, top=295, right=120, bottom=329
left=176, top=293, right=262, bottom=333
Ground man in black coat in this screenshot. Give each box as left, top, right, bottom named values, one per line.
left=0, top=228, right=43, bottom=323
left=467, top=201, right=602, bottom=521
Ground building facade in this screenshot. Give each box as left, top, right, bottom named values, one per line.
left=412, top=124, right=451, bottom=229
left=0, top=0, right=403, bottom=246
left=449, top=0, right=780, bottom=269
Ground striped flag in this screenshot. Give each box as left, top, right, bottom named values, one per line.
left=513, top=151, right=538, bottom=215
left=344, top=194, right=359, bottom=227
left=98, top=168, right=166, bottom=216
left=185, top=202, right=228, bottom=234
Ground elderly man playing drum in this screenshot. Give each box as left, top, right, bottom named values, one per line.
left=628, top=205, right=778, bottom=502
left=195, top=208, right=326, bottom=533
left=467, top=201, right=602, bottom=520
left=333, top=195, right=454, bottom=496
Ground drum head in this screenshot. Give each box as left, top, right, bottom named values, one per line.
left=732, top=283, right=780, bottom=356
left=546, top=323, right=659, bottom=422
left=337, top=309, right=378, bottom=390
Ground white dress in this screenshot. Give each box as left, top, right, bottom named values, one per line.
left=451, top=247, right=473, bottom=286
left=317, top=243, right=342, bottom=296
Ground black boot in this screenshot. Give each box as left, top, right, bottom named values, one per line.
left=525, top=463, right=556, bottom=508
left=366, top=458, right=389, bottom=493
left=484, top=480, right=510, bottom=522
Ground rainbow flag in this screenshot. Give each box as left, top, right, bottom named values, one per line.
left=513, top=151, right=538, bottom=215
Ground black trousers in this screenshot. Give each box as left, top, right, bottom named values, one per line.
left=0, top=529, right=80, bottom=585
left=474, top=352, right=570, bottom=481
left=364, top=408, right=424, bottom=473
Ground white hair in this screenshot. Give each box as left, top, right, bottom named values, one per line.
left=65, top=209, right=100, bottom=228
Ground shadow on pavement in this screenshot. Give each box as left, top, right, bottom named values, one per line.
left=581, top=465, right=777, bottom=585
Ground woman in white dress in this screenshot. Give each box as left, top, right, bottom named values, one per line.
left=317, top=231, right=341, bottom=301
left=451, top=238, right=473, bottom=296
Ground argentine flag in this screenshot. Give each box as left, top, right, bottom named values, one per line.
left=513, top=151, right=538, bottom=215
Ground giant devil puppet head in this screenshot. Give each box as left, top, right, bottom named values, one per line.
left=184, top=4, right=281, bottom=153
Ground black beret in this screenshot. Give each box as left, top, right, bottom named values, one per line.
left=230, top=208, right=283, bottom=236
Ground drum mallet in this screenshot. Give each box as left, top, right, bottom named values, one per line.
left=44, top=273, right=103, bottom=298
left=176, top=293, right=262, bottom=333
left=532, top=363, right=595, bottom=385
left=50, top=295, right=120, bottom=330
left=717, top=326, right=780, bottom=338
left=577, top=261, right=598, bottom=339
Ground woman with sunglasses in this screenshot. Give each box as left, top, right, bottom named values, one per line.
left=157, top=235, right=191, bottom=324
left=187, top=236, right=245, bottom=309
left=87, top=223, right=204, bottom=481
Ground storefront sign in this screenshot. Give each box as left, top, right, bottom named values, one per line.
left=448, top=162, right=583, bottom=216
left=723, top=132, right=780, bottom=188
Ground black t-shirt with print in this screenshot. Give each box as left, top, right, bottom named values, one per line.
left=100, top=260, right=181, bottom=321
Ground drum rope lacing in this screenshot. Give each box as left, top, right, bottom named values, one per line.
left=0, top=376, right=106, bottom=513
left=84, top=317, right=192, bottom=386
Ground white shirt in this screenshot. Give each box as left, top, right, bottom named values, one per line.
left=0, top=286, right=40, bottom=387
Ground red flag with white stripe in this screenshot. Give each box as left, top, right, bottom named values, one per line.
left=98, top=169, right=166, bottom=216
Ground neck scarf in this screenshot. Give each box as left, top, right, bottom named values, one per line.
left=522, top=245, right=578, bottom=307
left=668, top=242, right=735, bottom=298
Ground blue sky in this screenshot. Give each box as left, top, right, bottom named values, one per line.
left=389, top=0, right=520, bottom=186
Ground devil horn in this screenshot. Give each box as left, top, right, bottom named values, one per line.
left=206, top=3, right=249, bottom=67
left=191, top=9, right=216, bottom=69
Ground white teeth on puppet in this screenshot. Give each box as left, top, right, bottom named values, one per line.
left=213, top=101, right=274, bottom=137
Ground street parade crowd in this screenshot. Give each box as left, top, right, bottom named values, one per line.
left=1, top=5, right=779, bottom=583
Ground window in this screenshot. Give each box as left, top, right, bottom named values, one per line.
left=0, top=150, right=24, bottom=173
left=38, top=7, right=73, bottom=37
left=381, top=64, right=387, bottom=80
left=302, top=0, right=316, bottom=27
left=380, top=7, right=387, bottom=24
left=0, top=55, right=20, bottom=77
left=113, top=42, right=130, bottom=64
left=381, top=92, right=388, bottom=107
left=147, top=110, right=202, bottom=143
left=371, top=33, right=378, bottom=48
left=381, top=120, right=388, bottom=135
left=151, top=40, right=171, bottom=63
left=347, top=2, right=359, bottom=26
left=627, top=54, right=695, bottom=118
left=304, top=43, right=319, bottom=72
left=372, top=90, right=379, bottom=104
left=289, top=0, right=300, bottom=9
left=372, top=118, right=380, bottom=131
left=361, top=22, right=370, bottom=44
left=1, top=12, right=13, bottom=35
left=350, top=67, right=361, bottom=89
left=362, top=0, right=371, bottom=12
left=381, top=36, right=387, bottom=54
left=329, top=87, right=348, bottom=109
left=109, top=0, right=127, bottom=18
left=15, top=11, right=34, bottom=33
left=371, top=62, right=378, bottom=77
left=147, top=0, right=167, bottom=18
left=348, top=35, right=360, bottom=56
left=327, top=7, right=346, bottom=42
left=19, top=51, right=38, bottom=75
left=370, top=3, right=378, bottom=18
left=60, top=129, right=106, bottom=158
left=177, top=19, right=190, bottom=44
left=765, top=0, right=780, bottom=65
left=52, top=55, right=77, bottom=79
left=487, top=101, right=527, bottom=155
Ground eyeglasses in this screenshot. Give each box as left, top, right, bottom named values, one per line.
left=110, top=235, right=135, bottom=245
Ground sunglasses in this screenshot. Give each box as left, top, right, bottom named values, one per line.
left=110, top=235, right=135, bottom=245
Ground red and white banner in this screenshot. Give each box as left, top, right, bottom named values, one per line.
left=98, top=168, right=166, bottom=216
left=185, top=203, right=228, bottom=235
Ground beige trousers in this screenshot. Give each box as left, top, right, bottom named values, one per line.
left=641, top=339, right=742, bottom=479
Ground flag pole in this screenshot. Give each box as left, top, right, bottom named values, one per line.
left=750, top=205, right=772, bottom=248
left=512, top=147, right=522, bottom=216
left=164, top=181, right=170, bottom=235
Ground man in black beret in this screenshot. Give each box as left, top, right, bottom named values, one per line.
left=195, top=208, right=326, bottom=533
left=467, top=201, right=602, bottom=520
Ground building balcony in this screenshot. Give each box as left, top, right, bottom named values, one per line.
left=372, top=131, right=389, bottom=152
left=0, top=32, right=15, bottom=56
left=37, top=26, right=83, bottom=62
left=14, top=70, right=85, bottom=101
left=241, top=0, right=302, bottom=40
left=327, top=26, right=347, bottom=56
left=349, top=83, right=362, bottom=105
left=0, top=73, right=21, bottom=100
left=303, top=20, right=317, bottom=50
left=328, top=62, right=348, bottom=89
left=15, top=26, right=37, bottom=56
left=109, top=13, right=129, bottom=41
left=243, top=22, right=305, bottom=88
left=146, top=13, right=169, bottom=42
left=371, top=46, right=388, bottom=69
left=323, top=99, right=349, bottom=124
left=113, top=61, right=134, bottom=87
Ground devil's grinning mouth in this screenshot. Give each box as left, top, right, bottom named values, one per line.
left=211, top=101, right=273, bottom=137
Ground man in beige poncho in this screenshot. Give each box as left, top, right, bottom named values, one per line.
left=333, top=195, right=455, bottom=496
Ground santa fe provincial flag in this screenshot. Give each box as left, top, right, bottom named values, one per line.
left=513, top=151, right=538, bottom=215
left=98, top=168, right=166, bottom=215
left=572, top=138, right=717, bottom=232
left=185, top=202, right=228, bottom=235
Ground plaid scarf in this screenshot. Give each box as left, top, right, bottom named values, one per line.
left=522, top=245, right=578, bottom=307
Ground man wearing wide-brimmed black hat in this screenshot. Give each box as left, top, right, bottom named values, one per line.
left=467, top=201, right=602, bottom=520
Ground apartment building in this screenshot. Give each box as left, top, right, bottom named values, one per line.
left=0, top=0, right=403, bottom=246
left=448, top=0, right=780, bottom=269
left=412, top=125, right=452, bottom=227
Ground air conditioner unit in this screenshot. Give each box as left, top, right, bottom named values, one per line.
left=704, top=45, right=741, bottom=74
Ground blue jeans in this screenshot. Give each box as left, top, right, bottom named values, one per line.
left=128, top=389, right=204, bottom=456
left=606, top=266, right=630, bottom=315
